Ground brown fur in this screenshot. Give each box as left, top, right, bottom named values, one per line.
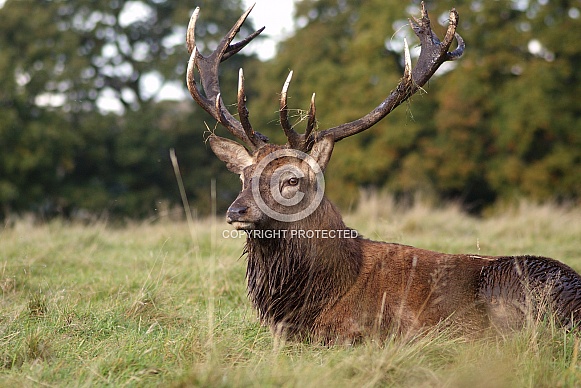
left=211, top=140, right=581, bottom=344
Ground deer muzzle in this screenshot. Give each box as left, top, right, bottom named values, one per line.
left=226, top=203, right=256, bottom=230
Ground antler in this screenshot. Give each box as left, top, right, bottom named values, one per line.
left=187, top=2, right=464, bottom=153
left=279, top=71, right=317, bottom=151
left=312, top=2, right=465, bottom=146
left=186, top=4, right=267, bottom=149
left=278, top=2, right=464, bottom=151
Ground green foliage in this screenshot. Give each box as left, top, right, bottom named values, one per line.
left=1, top=0, right=580, bottom=219
left=0, top=201, right=580, bottom=385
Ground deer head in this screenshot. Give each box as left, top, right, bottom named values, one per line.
left=186, top=2, right=464, bottom=231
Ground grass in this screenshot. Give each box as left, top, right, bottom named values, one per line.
left=1, top=197, right=581, bottom=387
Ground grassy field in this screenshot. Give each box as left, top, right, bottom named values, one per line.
left=1, top=197, right=581, bottom=387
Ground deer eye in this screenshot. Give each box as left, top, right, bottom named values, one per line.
left=287, top=177, right=299, bottom=186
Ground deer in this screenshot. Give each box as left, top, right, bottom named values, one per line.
left=185, top=3, right=581, bottom=344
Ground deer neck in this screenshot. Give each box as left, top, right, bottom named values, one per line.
left=244, top=198, right=363, bottom=336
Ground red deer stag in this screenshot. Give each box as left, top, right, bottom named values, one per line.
left=185, top=3, right=581, bottom=344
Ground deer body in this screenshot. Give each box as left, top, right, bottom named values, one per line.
left=214, top=142, right=581, bottom=343
left=311, top=241, right=490, bottom=342
left=185, top=3, right=581, bottom=343
left=243, top=193, right=581, bottom=344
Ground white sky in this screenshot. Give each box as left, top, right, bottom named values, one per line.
left=241, top=0, right=295, bottom=60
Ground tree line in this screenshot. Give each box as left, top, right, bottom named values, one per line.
left=1, top=0, right=579, bottom=220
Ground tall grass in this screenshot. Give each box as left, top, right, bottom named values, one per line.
left=1, top=197, right=580, bottom=387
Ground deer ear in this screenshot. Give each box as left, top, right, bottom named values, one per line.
left=208, top=135, right=253, bottom=174
left=309, top=136, right=334, bottom=171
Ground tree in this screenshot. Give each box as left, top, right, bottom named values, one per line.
left=0, top=0, right=257, bottom=219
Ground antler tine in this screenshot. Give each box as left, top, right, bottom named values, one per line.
left=448, top=33, right=465, bottom=60
left=304, top=93, right=317, bottom=144
left=403, top=38, right=412, bottom=83
left=213, top=4, right=259, bottom=61
left=238, top=69, right=265, bottom=148
left=280, top=71, right=302, bottom=148
left=186, top=47, right=213, bottom=114
left=186, top=7, right=199, bottom=55
left=316, top=1, right=464, bottom=146
left=223, top=27, right=265, bottom=62
left=278, top=72, right=317, bottom=151
left=441, top=4, right=458, bottom=49
left=185, top=4, right=268, bottom=149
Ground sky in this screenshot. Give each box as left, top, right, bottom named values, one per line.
left=241, top=0, right=296, bottom=60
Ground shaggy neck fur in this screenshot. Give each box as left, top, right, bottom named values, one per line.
left=244, top=198, right=363, bottom=338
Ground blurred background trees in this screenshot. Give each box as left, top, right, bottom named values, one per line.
left=0, top=0, right=579, bottom=220
left=0, top=0, right=251, bottom=219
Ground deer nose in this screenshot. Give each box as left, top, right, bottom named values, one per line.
left=226, top=204, right=248, bottom=223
